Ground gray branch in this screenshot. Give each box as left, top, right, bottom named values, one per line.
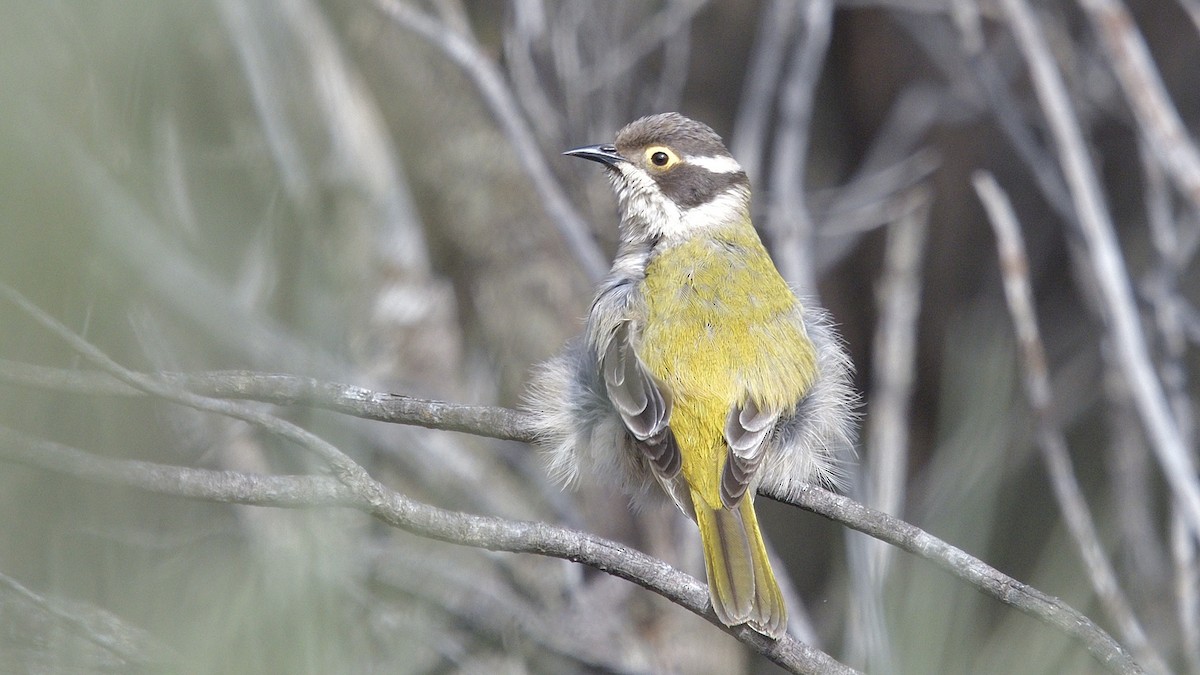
left=0, top=281, right=1141, bottom=674
left=0, top=353, right=1142, bottom=674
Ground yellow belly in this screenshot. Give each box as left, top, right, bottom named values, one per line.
left=638, top=226, right=816, bottom=507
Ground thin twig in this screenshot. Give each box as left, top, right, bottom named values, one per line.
left=376, top=0, right=608, bottom=282
left=810, top=81, right=947, bottom=276
left=1076, top=0, right=1200, bottom=213
left=575, top=0, right=709, bottom=96
left=43, top=121, right=348, bottom=378
left=865, top=189, right=930, bottom=569
left=1172, top=508, right=1200, bottom=675
left=0, top=360, right=536, bottom=443
left=649, top=1, right=693, bottom=113
left=974, top=171, right=1167, bottom=675
left=1105, top=369, right=1169, bottom=584
left=847, top=186, right=929, bottom=671
left=1179, top=0, right=1200, bottom=35
left=1139, top=139, right=1200, bottom=672
left=812, top=149, right=939, bottom=237
left=772, top=485, right=1144, bottom=675
left=731, top=0, right=798, bottom=181
left=0, top=282, right=384, bottom=502
left=968, top=49, right=1076, bottom=223
left=766, top=0, right=833, bottom=293
left=504, top=0, right=566, bottom=142
left=370, top=547, right=657, bottom=675
left=0, top=570, right=177, bottom=669
left=999, top=0, right=1200, bottom=541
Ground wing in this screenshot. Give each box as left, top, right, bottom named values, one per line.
left=601, top=322, right=681, bottom=479
left=721, top=398, right=779, bottom=508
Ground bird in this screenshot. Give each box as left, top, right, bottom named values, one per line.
left=525, top=112, right=857, bottom=639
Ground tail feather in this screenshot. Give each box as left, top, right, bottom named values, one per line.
left=743, top=498, right=787, bottom=638
left=693, top=490, right=788, bottom=638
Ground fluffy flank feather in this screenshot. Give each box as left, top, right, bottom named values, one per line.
left=523, top=339, right=665, bottom=504
left=759, top=304, right=860, bottom=499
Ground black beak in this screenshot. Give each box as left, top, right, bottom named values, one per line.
left=563, top=143, right=625, bottom=167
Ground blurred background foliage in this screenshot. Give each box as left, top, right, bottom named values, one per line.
left=0, top=0, right=1197, bottom=673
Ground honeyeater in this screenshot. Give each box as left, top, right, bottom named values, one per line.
left=526, top=112, right=857, bottom=639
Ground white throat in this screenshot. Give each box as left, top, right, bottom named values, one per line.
left=612, top=166, right=749, bottom=242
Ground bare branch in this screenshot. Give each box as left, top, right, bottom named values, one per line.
left=843, top=186, right=930, bottom=669
left=648, top=1, right=694, bottom=113
left=504, top=0, right=566, bottom=142
left=1178, top=0, right=1200, bottom=35
left=765, top=0, right=833, bottom=293
left=864, top=189, right=930, bottom=559
left=0, top=569, right=177, bottom=670
left=967, top=48, right=1076, bottom=223
left=369, top=549, right=656, bottom=675
left=1172, top=508, right=1200, bottom=674
left=0, top=353, right=1142, bottom=674
left=812, top=149, right=939, bottom=238
left=999, top=0, right=1200, bottom=541
left=974, top=171, right=1168, bottom=675
left=0, top=281, right=854, bottom=673
left=375, top=0, right=608, bottom=282
left=0, top=424, right=854, bottom=675
left=577, top=0, right=709, bottom=97
left=1077, top=0, right=1200, bottom=213
left=1140, top=138, right=1200, bottom=673
left=772, top=485, right=1144, bottom=675
left=732, top=0, right=798, bottom=180
left=0, top=282, right=382, bottom=498
left=0, top=360, right=535, bottom=444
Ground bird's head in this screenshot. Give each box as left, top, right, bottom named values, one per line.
left=566, top=112, right=750, bottom=243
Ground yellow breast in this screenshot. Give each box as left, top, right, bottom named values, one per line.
left=638, top=224, right=816, bottom=506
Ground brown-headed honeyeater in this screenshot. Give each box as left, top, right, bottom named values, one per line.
left=525, top=112, right=857, bottom=639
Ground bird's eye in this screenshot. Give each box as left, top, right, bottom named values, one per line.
left=645, top=146, right=678, bottom=169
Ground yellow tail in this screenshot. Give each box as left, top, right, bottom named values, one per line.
left=693, top=491, right=787, bottom=638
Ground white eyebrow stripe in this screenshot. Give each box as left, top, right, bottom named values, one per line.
left=686, top=154, right=744, bottom=174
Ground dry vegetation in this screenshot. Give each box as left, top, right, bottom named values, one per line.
left=1, top=1, right=1198, bottom=673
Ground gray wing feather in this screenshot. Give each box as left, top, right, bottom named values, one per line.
left=721, top=399, right=779, bottom=508
left=601, top=322, right=681, bottom=478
